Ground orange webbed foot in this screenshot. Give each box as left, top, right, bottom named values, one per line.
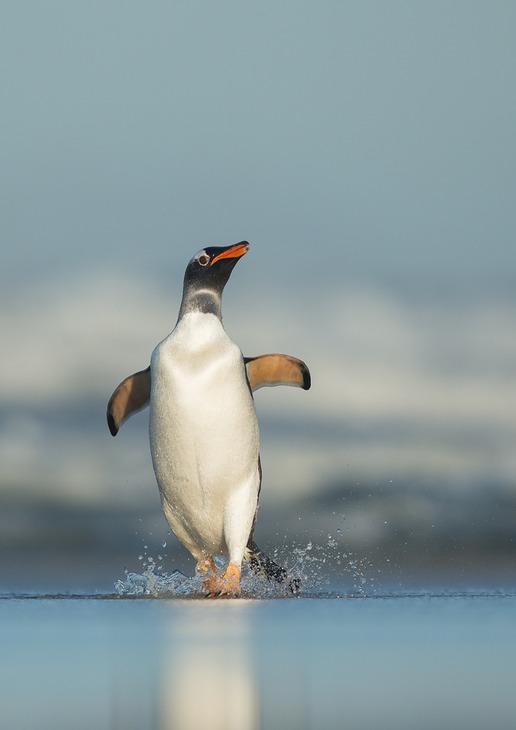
left=196, top=560, right=241, bottom=598
left=196, top=556, right=220, bottom=596
left=216, top=562, right=241, bottom=598
left=196, top=559, right=242, bottom=598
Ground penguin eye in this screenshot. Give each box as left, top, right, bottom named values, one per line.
left=198, top=253, right=210, bottom=267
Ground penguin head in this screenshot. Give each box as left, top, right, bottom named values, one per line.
left=179, top=241, right=249, bottom=318
left=185, top=241, right=249, bottom=288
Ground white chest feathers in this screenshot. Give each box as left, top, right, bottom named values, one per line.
left=149, top=312, right=260, bottom=561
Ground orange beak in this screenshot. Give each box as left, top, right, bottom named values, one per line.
left=210, top=241, right=249, bottom=266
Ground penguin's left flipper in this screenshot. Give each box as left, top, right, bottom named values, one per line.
left=244, top=354, right=311, bottom=391
left=107, top=366, right=151, bottom=436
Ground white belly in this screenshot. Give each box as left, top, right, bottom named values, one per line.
left=149, top=313, right=260, bottom=563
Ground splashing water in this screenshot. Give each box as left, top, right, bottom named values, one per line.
left=115, top=567, right=199, bottom=596
left=114, top=554, right=295, bottom=599
left=114, top=536, right=375, bottom=598
left=272, top=535, right=374, bottom=597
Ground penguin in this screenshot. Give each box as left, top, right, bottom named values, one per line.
left=107, top=241, right=310, bottom=597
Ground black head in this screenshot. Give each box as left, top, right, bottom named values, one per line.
left=178, top=241, right=250, bottom=318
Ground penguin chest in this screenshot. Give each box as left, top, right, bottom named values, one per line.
left=149, top=315, right=260, bottom=557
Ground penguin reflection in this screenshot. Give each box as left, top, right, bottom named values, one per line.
left=159, top=608, right=259, bottom=730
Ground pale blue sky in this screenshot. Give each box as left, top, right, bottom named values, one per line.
left=2, top=1, right=515, bottom=293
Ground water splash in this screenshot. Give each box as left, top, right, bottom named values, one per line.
left=115, top=567, right=199, bottom=596
left=114, top=535, right=375, bottom=598
left=273, top=535, right=375, bottom=596
left=114, top=558, right=294, bottom=599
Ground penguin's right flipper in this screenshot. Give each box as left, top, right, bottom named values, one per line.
left=244, top=354, right=311, bottom=391
left=245, top=540, right=300, bottom=595
left=107, top=367, right=151, bottom=436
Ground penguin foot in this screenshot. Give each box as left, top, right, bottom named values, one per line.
left=246, top=541, right=300, bottom=594
left=197, top=558, right=241, bottom=598
left=217, top=562, right=241, bottom=598
left=196, top=556, right=220, bottom=596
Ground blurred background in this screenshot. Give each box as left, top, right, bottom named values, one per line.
left=1, top=1, right=515, bottom=592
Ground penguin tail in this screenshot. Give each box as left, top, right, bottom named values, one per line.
left=245, top=540, right=300, bottom=595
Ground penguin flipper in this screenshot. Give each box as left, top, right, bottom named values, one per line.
left=107, top=353, right=310, bottom=436
left=107, top=366, right=151, bottom=436
left=244, top=354, right=311, bottom=391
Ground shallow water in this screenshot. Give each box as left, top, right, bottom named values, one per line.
left=1, top=587, right=515, bottom=730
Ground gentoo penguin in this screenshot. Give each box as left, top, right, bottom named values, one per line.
left=107, top=242, right=310, bottom=597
